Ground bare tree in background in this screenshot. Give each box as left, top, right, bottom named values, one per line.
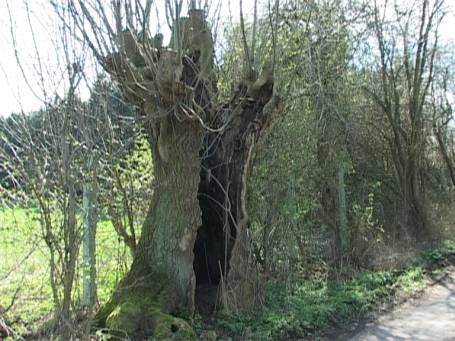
left=1, top=1, right=136, bottom=337
left=430, top=60, right=455, bottom=188
left=62, top=0, right=282, bottom=338
left=365, top=0, right=446, bottom=239
left=1, top=4, right=86, bottom=337
left=0, top=88, right=84, bottom=339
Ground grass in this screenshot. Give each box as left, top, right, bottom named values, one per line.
left=0, top=208, right=51, bottom=327
left=1, top=206, right=454, bottom=339
left=0, top=207, right=133, bottom=335
left=216, top=240, right=455, bottom=340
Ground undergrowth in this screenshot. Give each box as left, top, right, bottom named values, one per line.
left=215, top=240, right=455, bottom=340
left=2, top=206, right=453, bottom=339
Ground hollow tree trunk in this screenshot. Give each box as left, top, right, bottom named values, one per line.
left=94, top=9, right=281, bottom=339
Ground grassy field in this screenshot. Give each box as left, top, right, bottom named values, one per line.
left=0, top=207, right=132, bottom=335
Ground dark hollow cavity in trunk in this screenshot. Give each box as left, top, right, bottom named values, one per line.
left=193, top=133, right=236, bottom=315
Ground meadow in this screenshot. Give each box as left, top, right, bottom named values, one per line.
left=0, top=207, right=132, bottom=335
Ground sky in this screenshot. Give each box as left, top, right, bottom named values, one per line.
left=0, top=0, right=454, bottom=117
left=0, top=0, right=262, bottom=116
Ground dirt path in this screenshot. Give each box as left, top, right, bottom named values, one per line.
left=344, top=266, right=455, bottom=341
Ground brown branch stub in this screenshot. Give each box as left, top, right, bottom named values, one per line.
left=102, top=8, right=216, bottom=127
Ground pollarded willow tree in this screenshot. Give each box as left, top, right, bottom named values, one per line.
left=66, top=0, right=281, bottom=338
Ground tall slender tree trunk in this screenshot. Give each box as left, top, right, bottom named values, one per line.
left=82, top=179, right=97, bottom=308
left=337, top=160, right=348, bottom=254
left=61, top=187, right=78, bottom=339
left=435, top=127, right=455, bottom=187
left=399, top=147, right=428, bottom=239
left=317, top=135, right=343, bottom=265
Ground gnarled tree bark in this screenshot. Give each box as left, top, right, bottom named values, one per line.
left=91, top=8, right=282, bottom=339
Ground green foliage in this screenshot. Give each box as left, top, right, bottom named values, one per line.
left=106, top=131, right=153, bottom=246
left=217, top=242, right=455, bottom=340
left=423, top=240, right=455, bottom=262
left=246, top=0, right=357, bottom=274
left=111, top=131, right=153, bottom=205
left=395, top=268, right=425, bottom=293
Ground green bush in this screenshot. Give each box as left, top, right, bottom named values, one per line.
left=217, top=242, right=454, bottom=339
